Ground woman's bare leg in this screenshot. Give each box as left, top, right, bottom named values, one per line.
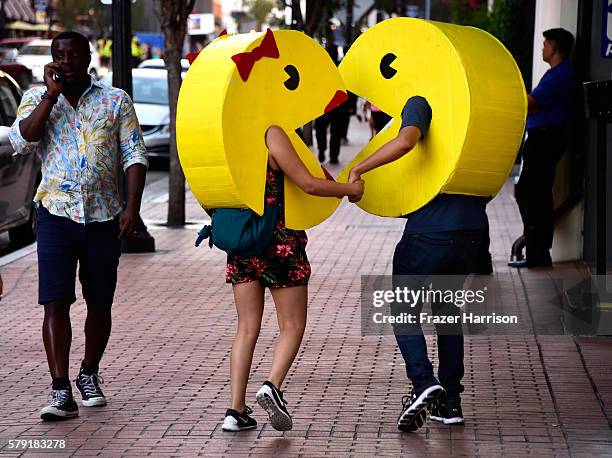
left=267, top=286, right=308, bottom=388
left=230, top=281, right=265, bottom=411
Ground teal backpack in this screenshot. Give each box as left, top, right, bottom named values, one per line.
left=195, top=175, right=280, bottom=257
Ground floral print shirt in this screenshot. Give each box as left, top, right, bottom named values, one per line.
left=9, top=78, right=148, bottom=223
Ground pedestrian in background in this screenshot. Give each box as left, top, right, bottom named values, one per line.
left=509, top=28, right=576, bottom=268
left=9, top=31, right=148, bottom=421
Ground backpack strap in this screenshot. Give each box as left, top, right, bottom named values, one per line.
left=195, top=224, right=213, bottom=248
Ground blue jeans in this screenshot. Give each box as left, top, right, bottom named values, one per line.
left=391, top=229, right=485, bottom=397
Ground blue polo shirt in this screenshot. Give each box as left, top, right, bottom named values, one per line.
left=526, top=60, right=576, bottom=131
left=400, top=96, right=488, bottom=234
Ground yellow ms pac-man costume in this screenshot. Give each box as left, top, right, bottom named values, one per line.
left=177, top=29, right=348, bottom=230
left=338, top=18, right=527, bottom=217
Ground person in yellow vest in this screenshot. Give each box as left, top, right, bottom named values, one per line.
left=98, top=35, right=112, bottom=69
left=131, top=37, right=143, bottom=68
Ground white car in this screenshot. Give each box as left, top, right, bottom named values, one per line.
left=138, top=58, right=190, bottom=71
left=102, top=68, right=186, bottom=159
left=16, top=39, right=101, bottom=83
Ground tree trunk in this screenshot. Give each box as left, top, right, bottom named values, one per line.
left=304, top=0, right=325, bottom=37
left=153, top=0, right=195, bottom=227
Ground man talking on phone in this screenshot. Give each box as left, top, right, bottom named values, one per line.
left=9, top=31, right=148, bottom=421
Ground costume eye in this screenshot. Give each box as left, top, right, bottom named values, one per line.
left=380, top=53, right=398, bottom=79
left=284, top=65, right=300, bottom=90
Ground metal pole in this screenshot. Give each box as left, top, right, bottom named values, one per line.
left=424, top=0, right=431, bottom=19
left=596, top=118, right=607, bottom=275
left=112, top=0, right=132, bottom=96
left=112, top=0, right=155, bottom=253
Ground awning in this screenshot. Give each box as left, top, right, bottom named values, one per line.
left=5, top=21, right=64, bottom=32
left=3, top=0, right=36, bottom=23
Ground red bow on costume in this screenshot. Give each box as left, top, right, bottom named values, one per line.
left=231, top=29, right=279, bottom=81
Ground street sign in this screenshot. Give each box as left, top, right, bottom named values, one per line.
left=603, top=0, right=612, bottom=58
left=187, top=13, right=215, bottom=35
left=34, top=0, right=47, bottom=11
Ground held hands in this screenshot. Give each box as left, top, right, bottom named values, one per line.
left=347, top=167, right=364, bottom=203
left=43, top=63, right=63, bottom=97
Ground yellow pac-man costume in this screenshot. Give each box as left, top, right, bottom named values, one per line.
left=177, top=29, right=347, bottom=230
left=338, top=18, right=527, bottom=217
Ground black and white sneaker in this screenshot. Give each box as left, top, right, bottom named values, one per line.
left=256, top=381, right=292, bottom=431
left=75, top=371, right=107, bottom=407
left=40, top=388, right=79, bottom=421
left=222, top=406, right=257, bottom=431
left=397, top=384, right=444, bottom=432
left=430, top=395, right=465, bottom=425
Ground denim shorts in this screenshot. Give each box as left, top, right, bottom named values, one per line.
left=36, top=205, right=121, bottom=306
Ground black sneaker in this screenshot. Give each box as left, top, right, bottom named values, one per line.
left=40, top=388, right=79, bottom=421
left=318, top=151, right=326, bottom=163
left=75, top=371, right=107, bottom=407
left=397, top=384, right=444, bottom=432
left=430, top=395, right=464, bottom=425
left=256, top=381, right=292, bottom=431
left=222, top=406, right=257, bottom=431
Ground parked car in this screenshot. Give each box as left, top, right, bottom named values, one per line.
left=0, top=63, right=33, bottom=89
left=0, top=37, right=37, bottom=62
left=101, top=68, right=186, bottom=159
left=16, top=39, right=102, bottom=83
left=138, top=58, right=190, bottom=71
left=0, top=70, right=39, bottom=245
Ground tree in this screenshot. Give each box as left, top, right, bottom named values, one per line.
left=153, top=0, right=196, bottom=227
left=245, top=0, right=278, bottom=31
left=280, top=0, right=343, bottom=37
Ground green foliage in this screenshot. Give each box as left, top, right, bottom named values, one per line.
left=446, top=0, right=534, bottom=90
left=448, top=0, right=491, bottom=29
left=244, top=0, right=280, bottom=28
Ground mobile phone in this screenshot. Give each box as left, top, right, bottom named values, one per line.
left=52, top=72, right=63, bottom=83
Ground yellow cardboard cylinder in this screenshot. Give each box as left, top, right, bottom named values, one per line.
left=176, top=30, right=346, bottom=230
left=337, top=18, right=527, bottom=217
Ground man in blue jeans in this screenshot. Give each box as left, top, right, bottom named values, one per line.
left=349, top=95, right=487, bottom=432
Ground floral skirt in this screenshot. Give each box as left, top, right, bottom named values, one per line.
left=226, top=229, right=311, bottom=288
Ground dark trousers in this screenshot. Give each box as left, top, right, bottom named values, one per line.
left=372, top=111, right=392, bottom=133
left=315, top=112, right=344, bottom=161
left=515, top=126, right=565, bottom=262
left=392, top=229, right=485, bottom=397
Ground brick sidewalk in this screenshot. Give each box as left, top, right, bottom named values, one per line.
left=1, top=120, right=611, bottom=457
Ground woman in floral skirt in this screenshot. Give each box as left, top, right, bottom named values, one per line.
left=222, top=126, right=363, bottom=432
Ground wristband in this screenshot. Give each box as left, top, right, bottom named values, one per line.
left=41, top=92, right=58, bottom=104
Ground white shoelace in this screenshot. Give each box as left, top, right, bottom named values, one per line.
left=79, top=374, right=104, bottom=397
left=51, top=389, right=71, bottom=407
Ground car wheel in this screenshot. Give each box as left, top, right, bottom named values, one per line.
left=8, top=203, right=36, bottom=246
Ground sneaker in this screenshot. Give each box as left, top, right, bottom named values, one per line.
left=256, top=381, right=292, bottom=431
left=430, top=395, right=465, bottom=425
left=40, top=388, right=79, bottom=421
left=318, top=151, right=326, bottom=163
left=222, top=406, right=257, bottom=431
left=397, top=384, right=444, bottom=432
left=75, top=371, right=107, bottom=407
